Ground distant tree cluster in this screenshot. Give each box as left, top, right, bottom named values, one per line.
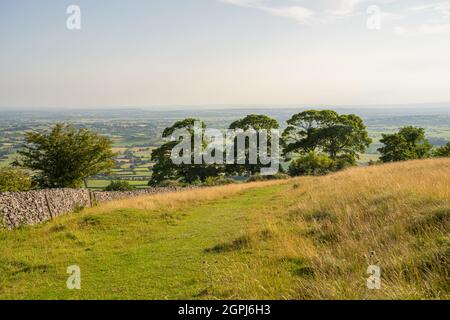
left=149, top=111, right=449, bottom=185
left=149, top=110, right=373, bottom=185
left=377, top=126, right=449, bottom=162
left=377, top=126, right=432, bottom=162
left=0, top=110, right=447, bottom=192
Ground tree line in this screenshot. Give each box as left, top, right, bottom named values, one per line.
left=0, top=110, right=449, bottom=192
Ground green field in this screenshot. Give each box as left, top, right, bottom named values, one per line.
left=1, top=109, right=448, bottom=191
left=1, top=159, right=449, bottom=300
left=0, top=153, right=16, bottom=168
left=86, top=180, right=149, bottom=190
left=357, top=153, right=380, bottom=164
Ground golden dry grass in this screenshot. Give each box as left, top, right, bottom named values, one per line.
left=90, top=179, right=287, bottom=213
left=217, top=158, right=450, bottom=299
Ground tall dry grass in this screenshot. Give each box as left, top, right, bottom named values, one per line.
left=212, top=159, right=449, bottom=299
left=80, top=159, right=450, bottom=299
left=89, top=179, right=287, bottom=214
left=269, top=159, right=449, bottom=299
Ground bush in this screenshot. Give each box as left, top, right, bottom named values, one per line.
left=104, top=181, right=136, bottom=191
left=378, top=126, right=432, bottom=163
left=433, top=142, right=450, bottom=158
left=0, top=168, right=33, bottom=192
left=190, top=178, right=204, bottom=187
left=331, top=154, right=356, bottom=171
left=204, top=176, right=236, bottom=186
left=288, top=152, right=334, bottom=177
left=151, top=179, right=184, bottom=188
left=247, top=173, right=290, bottom=182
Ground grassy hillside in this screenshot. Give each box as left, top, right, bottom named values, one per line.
left=0, top=159, right=449, bottom=300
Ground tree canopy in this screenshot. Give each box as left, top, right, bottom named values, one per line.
left=282, top=110, right=371, bottom=164
left=229, top=114, right=279, bottom=131
left=14, top=124, right=115, bottom=188
left=433, top=142, right=450, bottom=158
left=378, top=126, right=432, bottom=163
left=0, top=168, right=32, bottom=192
left=227, top=114, right=280, bottom=176
left=288, top=152, right=334, bottom=177
left=149, top=118, right=221, bottom=186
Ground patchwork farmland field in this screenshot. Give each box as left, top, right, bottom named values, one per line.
left=1, top=108, right=449, bottom=189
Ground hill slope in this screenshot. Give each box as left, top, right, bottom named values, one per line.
left=0, top=159, right=449, bottom=299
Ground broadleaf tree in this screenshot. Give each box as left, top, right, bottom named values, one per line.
left=149, top=118, right=222, bottom=186
left=378, top=126, right=432, bottom=162
left=14, top=123, right=116, bottom=188
left=227, top=114, right=280, bottom=176
left=282, top=110, right=372, bottom=169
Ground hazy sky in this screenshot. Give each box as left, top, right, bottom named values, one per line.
left=1, top=0, right=450, bottom=108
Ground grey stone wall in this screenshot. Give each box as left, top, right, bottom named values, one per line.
left=0, top=187, right=197, bottom=229
left=0, top=189, right=90, bottom=229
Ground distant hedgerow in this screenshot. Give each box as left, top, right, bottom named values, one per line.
left=105, top=181, right=136, bottom=192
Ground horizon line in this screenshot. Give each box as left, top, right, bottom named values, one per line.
left=1, top=102, right=450, bottom=112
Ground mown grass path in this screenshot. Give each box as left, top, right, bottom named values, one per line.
left=0, top=183, right=290, bottom=299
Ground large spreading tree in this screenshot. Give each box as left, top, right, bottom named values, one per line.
left=149, top=118, right=221, bottom=186
left=14, top=124, right=115, bottom=188
left=227, top=114, right=280, bottom=176
left=282, top=110, right=372, bottom=166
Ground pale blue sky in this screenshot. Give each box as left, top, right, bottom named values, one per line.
left=1, top=0, right=450, bottom=108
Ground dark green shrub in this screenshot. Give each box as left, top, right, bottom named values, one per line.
left=152, top=179, right=184, bottom=188
left=331, top=154, right=356, bottom=171
left=0, top=168, right=33, bottom=192
left=247, top=173, right=290, bottom=182
left=204, top=177, right=236, bottom=186
left=105, top=181, right=135, bottom=191
left=433, top=142, right=450, bottom=158
left=288, top=152, right=334, bottom=176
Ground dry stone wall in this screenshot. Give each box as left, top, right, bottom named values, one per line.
left=0, top=187, right=196, bottom=229
left=0, top=189, right=90, bottom=229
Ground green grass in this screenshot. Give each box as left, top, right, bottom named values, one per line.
left=357, top=153, right=380, bottom=164
left=1, top=159, right=449, bottom=300
left=86, top=180, right=149, bottom=190
left=0, top=184, right=291, bottom=299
